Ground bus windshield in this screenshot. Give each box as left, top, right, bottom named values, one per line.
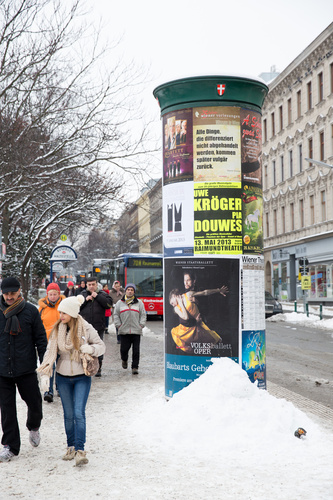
left=126, top=267, right=163, bottom=297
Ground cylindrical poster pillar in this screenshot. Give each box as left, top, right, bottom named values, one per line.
left=153, top=76, right=268, bottom=398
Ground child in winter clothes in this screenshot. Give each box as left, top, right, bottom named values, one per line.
left=38, top=295, right=105, bottom=466
left=64, top=281, right=76, bottom=297
left=38, top=283, right=65, bottom=402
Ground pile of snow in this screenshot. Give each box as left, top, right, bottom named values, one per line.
left=268, top=311, right=320, bottom=324
left=267, top=311, right=333, bottom=335
left=133, top=358, right=333, bottom=482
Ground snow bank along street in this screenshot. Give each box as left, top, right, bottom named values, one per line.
left=1, top=321, right=332, bottom=500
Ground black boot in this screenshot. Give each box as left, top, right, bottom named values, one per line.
left=95, top=360, right=102, bottom=377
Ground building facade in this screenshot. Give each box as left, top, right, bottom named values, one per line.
left=115, top=179, right=162, bottom=255
left=262, top=23, right=333, bottom=302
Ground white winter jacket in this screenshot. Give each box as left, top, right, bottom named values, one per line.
left=114, top=297, right=146, bottom=335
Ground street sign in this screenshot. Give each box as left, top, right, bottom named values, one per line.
left=50, top=245, right=77, bottom=261
left=52, top=262, right=64, bottom=272
left=301, top=275, right=311, bottom=290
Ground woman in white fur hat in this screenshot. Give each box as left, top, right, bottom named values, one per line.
left=38, top=295, right=105, bottom=466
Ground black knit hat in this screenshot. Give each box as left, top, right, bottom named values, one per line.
left=1, top=277, right=21, bottom=293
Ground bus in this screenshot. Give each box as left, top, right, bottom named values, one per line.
left=92, top=253, right=163, bottom=317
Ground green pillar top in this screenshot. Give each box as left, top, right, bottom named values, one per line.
left=153, top=75, right=268, bottom=115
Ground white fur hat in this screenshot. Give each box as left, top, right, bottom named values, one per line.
left=58, top=294, right=85, bottom=318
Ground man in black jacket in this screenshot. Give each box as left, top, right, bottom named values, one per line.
left=0, top=277, right=47, bottom=462
left=79, top=278, right=112, bottom=377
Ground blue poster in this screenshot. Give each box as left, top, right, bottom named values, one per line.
left=242, top=330, right=266, bottom=389
left=165, top=353, right=239, bottom=398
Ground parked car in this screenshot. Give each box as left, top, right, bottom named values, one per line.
left=265, top=291, right=283, bottom=318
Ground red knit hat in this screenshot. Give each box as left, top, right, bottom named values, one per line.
left=67, top=281, right=74, bottom=287
left=47, top=283, right=60, bottom=293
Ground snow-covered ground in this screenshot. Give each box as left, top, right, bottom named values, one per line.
left=269, top=301, right=333, bottom=336
left=1, top=319, right=332, bottom=500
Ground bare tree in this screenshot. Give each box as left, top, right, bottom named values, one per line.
left=3, top=166, right=124, bottom=296
left=0, top=0, right=158, bottom=294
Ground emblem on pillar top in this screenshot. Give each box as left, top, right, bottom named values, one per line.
left=217, top=84, right=226, bottom=96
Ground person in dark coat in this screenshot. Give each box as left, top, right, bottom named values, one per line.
left=75, top=279, right=87, bottom=296
left=64, top=281, right=75, bottom=297
left=80, top=278, right=112, bottom=377
left=0, top=277, right=47, bottom=462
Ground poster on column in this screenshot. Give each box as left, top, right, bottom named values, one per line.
left=242, top=329, right=266, bottom=389
left=164, top=256, right=240, bottom=396
left=240, top=108, right=262, bottom=186
left=241, top=254, right=265, bottom=331
left=242, top=182, right=263, bottom=254
left=193, top=106, right=241, bottom=183
left=163, top=181, right=194, bottom=256
left=163, top=108, right=193, bottom=185
left=194, top=182, right=243, bottom=255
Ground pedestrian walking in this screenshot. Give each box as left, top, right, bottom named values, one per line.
left=102, top=284, right=111, bottom=334
left=75, top=279, right=87, bottom=296
left=38, top=295, right=105, bottom=466
left=114, top=283, right=146, bottom=375
left=0, top=277, right=47, bottom=462
left=80, top=278, right=112, bottom=377
left=64, top=281, right=75, bottom=297
left=38, top=282, right=66, bottom=402
left=109, top=280, right=124, bottom=343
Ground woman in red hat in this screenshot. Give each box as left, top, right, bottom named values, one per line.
left=38, top=283, right=66, bottom=402
left=64, top=281, right=75, bottom=297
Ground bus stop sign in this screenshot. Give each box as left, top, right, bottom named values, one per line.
left=301, top=275, right=311, bottom=290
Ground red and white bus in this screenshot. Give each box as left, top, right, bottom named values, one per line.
left=93, top=253, right=163, bottom=317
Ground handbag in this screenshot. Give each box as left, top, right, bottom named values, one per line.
left=82, top=353, right=99, bottom=376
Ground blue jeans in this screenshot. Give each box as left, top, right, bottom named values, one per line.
left=56, top=374, right=91, bottom=451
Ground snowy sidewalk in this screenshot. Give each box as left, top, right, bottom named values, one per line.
left=1, top=323, right=332, bottom=500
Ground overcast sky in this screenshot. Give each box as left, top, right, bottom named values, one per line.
left=91, top=1, right=332, bottom=88
left=86, top=0, right=333, bottom=192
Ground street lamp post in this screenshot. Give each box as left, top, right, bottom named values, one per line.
left=305, top=158, right=333, bottom=169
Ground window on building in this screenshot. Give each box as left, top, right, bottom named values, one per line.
left=297, top=90, right=301, bottom=118
left=264, top=164, right=268, bottom=189
left=263, top=119, right=267, bottom=143
left=282, top=206, right=285, bottom=233
left=319, top=131, right=325, bottom=161
left=290, top=203, right=294, bottom=231
left=318, top=72, right=324, bottom=102
left=289, top=149, right=293, bottom=177
left=273, top=160, right=276, bottom=185
left=280, top=155, right=284, bottom=182
left=308, top=137, right=313, bottom=166
left=321, top=191, right=326, bottom=221
left=287, top=98, right=292, bottom=125
left=298, top=143, right=303, bottom=172
left=273, top=209, right=277, bottom=235
left=307, top=81, right=312, bottom=110
left=265, top=213, right=269, bottom=237
left=310, top=195, right=315, bottom=225
left=330, top=63, right=333, bottom=94
left=271, top=112, right=275, bottom=137
left=279, top=105, right=283, bottom=131
left=299, top=199, right=304, bottom=228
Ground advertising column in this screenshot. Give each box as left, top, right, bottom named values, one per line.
left=154, top=76, right=268, bottom=398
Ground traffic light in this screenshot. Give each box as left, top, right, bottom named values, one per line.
left=299, top=258, right=309, bottom=276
